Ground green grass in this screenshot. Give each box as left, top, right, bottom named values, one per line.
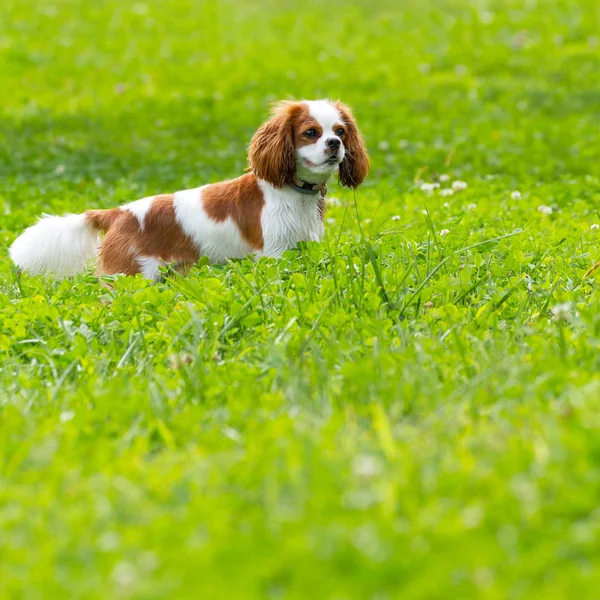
left=1, top=0, right=600, bottom=597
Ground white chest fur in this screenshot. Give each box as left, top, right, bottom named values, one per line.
left=258, top=180, right=324, bottom=258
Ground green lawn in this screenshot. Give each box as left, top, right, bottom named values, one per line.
left=1, top=0, right=600, bottom=597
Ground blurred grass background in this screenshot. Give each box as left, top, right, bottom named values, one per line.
left=1, top=0, right=600, bottom=598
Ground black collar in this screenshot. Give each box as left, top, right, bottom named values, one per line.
left=289, top=179, right=327, bottom=196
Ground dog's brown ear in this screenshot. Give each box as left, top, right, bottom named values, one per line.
left=336, top=101, right=369, bottom=189
left=248, top=102, right=301, bottom=188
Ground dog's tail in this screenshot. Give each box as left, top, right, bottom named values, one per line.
left=9, top=209, right=118, bottom=277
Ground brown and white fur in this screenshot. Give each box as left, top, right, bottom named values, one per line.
left=10, top=99, right=369, bottom=280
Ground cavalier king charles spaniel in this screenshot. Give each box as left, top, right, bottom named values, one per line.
left=10, top=99, right=369, bottom=280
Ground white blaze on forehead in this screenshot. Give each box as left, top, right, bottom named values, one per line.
left=295, top=100, right=346, bottom=183
left=305, top=100, right=342, bottom=132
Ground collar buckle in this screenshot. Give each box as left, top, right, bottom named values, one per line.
left=290, top=179, right=327, bottom=196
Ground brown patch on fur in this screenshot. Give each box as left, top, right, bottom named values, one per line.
left=335, top=101, right=370, bottom=189
left=88, top=194, right=200, bottom=276
left=96, top=211, right=146, bottom=276
left=139, top=195, right=200, bottom=262
left=292, top=113, right=323, bottom=148
left=85, top=208, right=122, bottom=231
left=202, top=173, right=265, bottom=250
left=333, top=122, right=346, bottom=136
left=248, top=101, right=308, bottom=188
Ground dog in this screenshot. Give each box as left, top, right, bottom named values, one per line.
left=9, top=99, right=369, bottom=280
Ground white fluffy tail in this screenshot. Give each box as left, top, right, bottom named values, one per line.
left=9, top=213, right=100, bottom=277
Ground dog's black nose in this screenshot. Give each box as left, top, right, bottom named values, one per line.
left=326, top=137, right=341, bottom=150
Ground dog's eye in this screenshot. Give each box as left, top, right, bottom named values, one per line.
left=304, top=129, right=317, bottom=138
left=336, top=128, right=345, bottom=137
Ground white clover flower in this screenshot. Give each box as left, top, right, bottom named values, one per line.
left=421, top=209, right=428, bottom=215
left=551, top=303, right=571, bottom=321
left=60, top=410, right=75, bottom=423
left=328, top=196, right=342, bottom=207
left=420, top=182, right=439, bottom=194
left=443, top=202, right=450, bottom=208
left=591, top=224, right=599, bottom=231
left=511, top=191, right=522, bottom=200
left=452, top=180, right=468, bottom=191
left=391, top=215, right=401, bottom=221
left=378, top=140, right=390, bottom=151
left=98, top=531, right=120, bottom=551
left=364, top=218, right=372, bottom=224
left=111, top=561, right=137, bottom=588
left=439, top=229, right=450, bottom=237
left=55, top=164, right=65, bottom=175
left=538, top=205, right=553, bottom=215
left=440, top=189, right=454, bottom=197
left=467, top=203, right=477, bottom=210
left=353, top=455, right=383, bottom=478
left=480, top=10, right=495, bottom=24
left=439, top=174, right=450, bottom=183
left=461, top=505, right=484, bottom=529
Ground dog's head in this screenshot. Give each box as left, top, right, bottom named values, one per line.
left=248, top=99, right=369, bottom=189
